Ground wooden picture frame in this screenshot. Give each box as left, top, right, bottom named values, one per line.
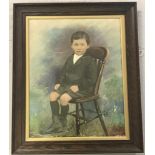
left=12, top=2, right=143, bottom=154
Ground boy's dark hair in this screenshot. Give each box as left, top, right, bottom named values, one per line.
left=71, top=31, right=90, bottom=45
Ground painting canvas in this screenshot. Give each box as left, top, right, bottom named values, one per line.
left=25, top=15, right=129, bottom=141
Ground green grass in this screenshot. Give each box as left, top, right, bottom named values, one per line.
left=30, top=111, right=125, bottom=137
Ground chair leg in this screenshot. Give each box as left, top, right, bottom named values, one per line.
left=80, top=103, right=87, bottom=124
left=76, top=103, right=80, bottom=136
left=94, top=100, right=108, bottom=136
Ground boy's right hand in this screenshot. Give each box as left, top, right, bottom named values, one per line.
left=54, top=84, right=60, bottom=90
left=70, top=85, right=79, bottom=92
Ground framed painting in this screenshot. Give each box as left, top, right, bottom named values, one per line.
left=12, top=2, right=143, bottom=154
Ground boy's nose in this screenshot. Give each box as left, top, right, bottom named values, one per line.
left=78, top=46, right=82, bottom=49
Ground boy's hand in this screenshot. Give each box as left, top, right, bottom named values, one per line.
left=70, top=85, right=79, bottom=92
left=54, top=84, right=60, bottom=90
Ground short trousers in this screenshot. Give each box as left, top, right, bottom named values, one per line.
left=54, top=85, right=88, bottom=99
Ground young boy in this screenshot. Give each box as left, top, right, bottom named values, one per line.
left=46, top=31, right=97, bottom=134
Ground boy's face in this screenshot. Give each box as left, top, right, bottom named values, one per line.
left=71, top=39, right=89, bottom=55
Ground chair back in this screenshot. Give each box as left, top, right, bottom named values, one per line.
left=86, top=47, right=109, bottom=95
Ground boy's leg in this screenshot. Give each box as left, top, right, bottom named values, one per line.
left=44, top=91, right=62, bottom=134
left=60, top=93, right=72, bottom=105
left=50, top=85, right=68, bottom=114
left=50, top=91, right=60, bottom=115
left=45, top=85, right=69, bottom=134
left=60, top=104, right=69, bottom=127
left=59, top=91, right=86, bottom=133
left=59, top=93, right=72, bottom=129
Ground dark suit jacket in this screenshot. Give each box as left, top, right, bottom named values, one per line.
left=56, top=52, right=97, bottom=94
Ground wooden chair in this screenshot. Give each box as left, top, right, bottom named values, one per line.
left=68, top=47, right=109, bottom=136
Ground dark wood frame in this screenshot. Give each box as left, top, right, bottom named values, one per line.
left=12, top=2, right=143, bottom=154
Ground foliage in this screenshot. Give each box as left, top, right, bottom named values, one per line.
left=103, top=75, right=123, bottom=103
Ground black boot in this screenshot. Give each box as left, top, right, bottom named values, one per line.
left=44, top=101, right=62, bottom=134
left=60, top=105, right=69, bottom=131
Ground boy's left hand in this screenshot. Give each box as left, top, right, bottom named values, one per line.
left=70, top=85, right=79, bottom=92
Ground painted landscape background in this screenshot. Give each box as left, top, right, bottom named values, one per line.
left=28, top=17, right=126, bottom=137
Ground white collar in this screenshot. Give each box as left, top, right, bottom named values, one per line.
left=73, top=54, right=83, bottom=64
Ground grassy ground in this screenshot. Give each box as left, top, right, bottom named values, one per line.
left=30, top=113, right=125, bottom=138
